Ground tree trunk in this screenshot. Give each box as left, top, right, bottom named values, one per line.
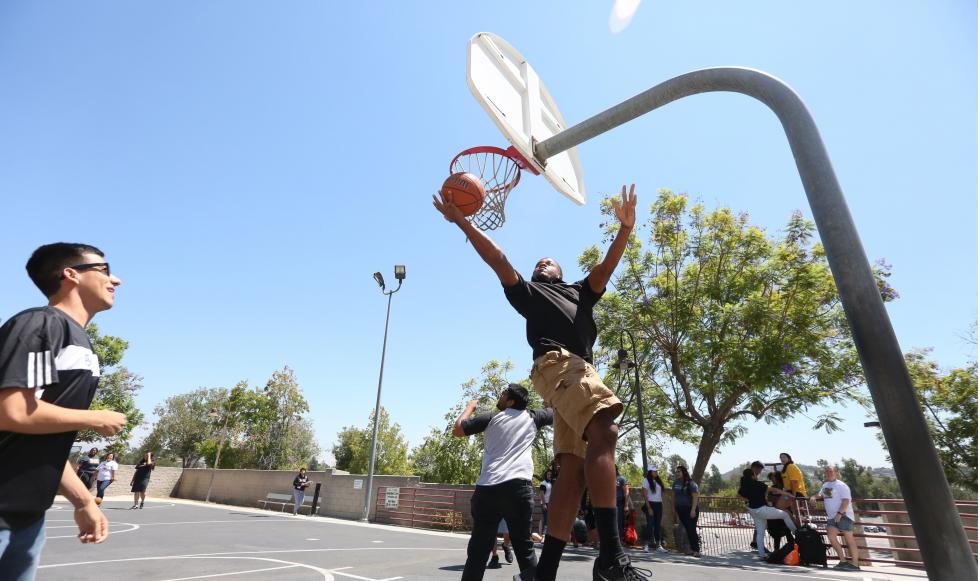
left=692, top=426, right=724, bottom=483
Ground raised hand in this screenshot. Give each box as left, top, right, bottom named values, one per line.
left=610, top=184, right=637, bottom=229
left=432, top=190, right=466, bottom=225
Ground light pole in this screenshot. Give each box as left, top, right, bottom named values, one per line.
left=205, top=407, right=229, bottom=503
left=361, top=264, right=405, bottom=522
left=617, top=330, right=648, bottom=472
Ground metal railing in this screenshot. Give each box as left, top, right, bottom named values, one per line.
left=688, top=496, right=978, bottom=568
left=372, top=485, right=977, bottom=569
left=373, top=484, right=549, bottom=534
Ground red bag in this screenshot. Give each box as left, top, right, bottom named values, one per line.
left=624, top=510, right=638, bottom=546
left=783, top=544, right=801, bottom=566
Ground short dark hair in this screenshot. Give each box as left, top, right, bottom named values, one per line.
left=26, top=243, right=104, bottom=298
left=504, top=384, right=529, bottom=411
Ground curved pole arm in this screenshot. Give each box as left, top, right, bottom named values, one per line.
left=536, top=67, right=976, bottom=579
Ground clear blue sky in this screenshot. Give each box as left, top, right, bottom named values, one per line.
left=1, top=1, right=975, bottom=474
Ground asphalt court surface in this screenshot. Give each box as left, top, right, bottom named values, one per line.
left=37, top=499, right=900, bottom=580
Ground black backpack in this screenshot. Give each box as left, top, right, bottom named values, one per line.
left=766, top=542, right=796, bottom=564
left=794, top=525, right=828, bottom=568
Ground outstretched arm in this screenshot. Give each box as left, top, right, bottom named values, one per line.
left=587, top=184, right=637, bottom=294
left=433, top=192, right=519, bottom=286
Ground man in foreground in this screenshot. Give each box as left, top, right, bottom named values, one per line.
left=435, top=185, right=647, bottom=581
left=0, top=243, right=126, bottom=577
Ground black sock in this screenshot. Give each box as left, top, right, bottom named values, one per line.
left=594, top=507, right=625, bottom=567
left=535, top=535, right=567, bottom=581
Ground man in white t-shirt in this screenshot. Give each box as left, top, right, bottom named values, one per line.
left=810, top=465, right=860, bottom=571
left=453, top=385, right=553, bottom=581
left=95, top=453, right=118, bottom=503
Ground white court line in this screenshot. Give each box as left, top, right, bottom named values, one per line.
left=160, top=564, right=299, bottom=581
left=46, top=522, right=139, bottom=539
left=327, top=567, right=402, bottom=581
left=40, top=547, right=463, bottom=569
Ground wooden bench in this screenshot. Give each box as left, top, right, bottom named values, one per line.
left=257, top=492, right=315, bottom=515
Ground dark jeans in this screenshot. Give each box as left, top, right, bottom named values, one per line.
left=96, top=479, right=112, bottom=499
left=643, top=502, right=663, bottom=546
left=616, top=501, right=626, bottom=539
left=462, top=479, right=537, bottom=581
left=78, top=472, right=95, bottom=491
left=676, top=506, right=700, bottom=552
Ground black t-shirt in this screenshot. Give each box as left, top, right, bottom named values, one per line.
left=503, top=274, right=604, bottom=363
left=739, top=477, right=768, bottom=509
left=294, top=474, right=310, bottom=490
left=133, top=463, right=154, bottom=483
left=78, top=455, right=100, bottom=475
left=0, top=307, right=101, bottom=530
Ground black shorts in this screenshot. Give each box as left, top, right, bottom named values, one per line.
left=131, top=480, right=150, bottom=493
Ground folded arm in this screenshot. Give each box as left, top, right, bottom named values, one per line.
left=0, top=389, right=125, bottom=435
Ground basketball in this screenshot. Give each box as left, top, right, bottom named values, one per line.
left=94, top=497, right=103, bottom=505
left=441, top=172, right=485, bottom=217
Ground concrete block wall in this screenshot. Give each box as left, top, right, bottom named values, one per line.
left=95, top=465, right=183, bottom=498
left=173, top=468, right=420, bottom=520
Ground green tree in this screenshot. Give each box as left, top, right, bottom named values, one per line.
left=332, top=407, right=411, bottom=475
left=77, top=324, right=144, bottom=449
left=701, top=464, right=725, bottom=495
left=245, top=367, right=317, bottom=470
left=408, top=360, right=555, bottom=485
left=142, top=387, right=226, bottom=467
left=893, top=350, right=978, bottom=490
left=580, top=191, right=891, bottom=481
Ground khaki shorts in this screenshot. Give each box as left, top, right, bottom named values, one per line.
left=531, top=349, right=622, bottom=458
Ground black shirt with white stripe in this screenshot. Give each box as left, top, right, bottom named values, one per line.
left=0, top=307, right=101, bottom=530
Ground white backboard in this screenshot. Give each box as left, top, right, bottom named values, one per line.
left=466, top=33, right=586, bottom=205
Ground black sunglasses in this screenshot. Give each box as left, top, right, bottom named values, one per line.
left=68, top=262, right=111, bottom=277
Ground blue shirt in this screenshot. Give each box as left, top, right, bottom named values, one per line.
left=672, top=479, right=699, bottom=507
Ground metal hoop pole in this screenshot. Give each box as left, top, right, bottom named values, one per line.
left=535, top=66, right=976, bottom=580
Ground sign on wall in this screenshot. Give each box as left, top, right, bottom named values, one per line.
left=353, top=479, right=363, bottom=490
left=384, top=487, right=400, bottom=509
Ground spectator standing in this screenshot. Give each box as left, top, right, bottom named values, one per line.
left=811, top=465, right=861, bottom=571
left=672, top=465, right=701, bottom=557
left=641, top=468, right=666, bottom=553
left=738, top=467, right=797, bottom=560
left=95, top=453, right=118, bottom=502
left=130, top=452, right=155, bottom=509
left=615, top=466, right=630, bottom=542
left=292, top=468, right=310, bottom=515
left=76, top=447, right=100, bottom=491
left=538, top=468, right=553, bottom=536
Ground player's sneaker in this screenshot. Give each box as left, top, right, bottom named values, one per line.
left=504, top=543, right=515, bottom=563
left=487, top=555, right=501, bottom=569
left=512, top=567, right=536, bottom=581
left=593, top=554, right=652, bottom=580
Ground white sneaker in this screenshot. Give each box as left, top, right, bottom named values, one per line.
left=642, top=545, right=649, bottom=553
left=657, top=545, right=669, bottom=553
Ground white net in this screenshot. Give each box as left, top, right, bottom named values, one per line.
left=450, top=148, right=522, bottom=231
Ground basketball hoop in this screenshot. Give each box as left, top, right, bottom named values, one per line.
left=450, top=146, right=535, bottom=231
